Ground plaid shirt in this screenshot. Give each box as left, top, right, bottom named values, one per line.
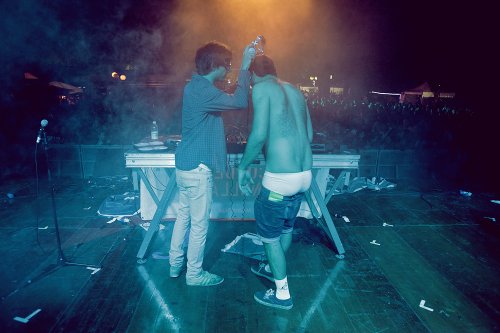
left=175, top=70, right=251, bottom=172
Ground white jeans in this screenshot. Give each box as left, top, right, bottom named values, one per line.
left=169, top=166, right=213, bottom=278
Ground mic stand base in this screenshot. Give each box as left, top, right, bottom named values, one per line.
left=1, top=130, right=102, bottom=303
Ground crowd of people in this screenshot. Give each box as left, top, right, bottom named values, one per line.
left=12, top=75, right=475, bottom=155
left=304, top=92, right=475, bottom=152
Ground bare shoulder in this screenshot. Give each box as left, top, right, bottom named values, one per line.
left=252, top=79, right=280, bottom=98
left=279, top=80, right=305, bottom=101
left=252, top=80, right=273, bottom=95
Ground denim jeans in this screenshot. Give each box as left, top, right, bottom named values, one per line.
left=169, top=166, right=213, bottom=278
left=254, top=187, right=305, bottom=243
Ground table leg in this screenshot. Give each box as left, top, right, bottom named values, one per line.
left=136, top=169, right=177, bottom=262
left=307, top=178, right=346, bottom=257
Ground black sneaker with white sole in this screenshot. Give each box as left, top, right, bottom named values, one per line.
left=251, top=261, right=274, bottom=282
left=254, top=289, right=293, bottom=310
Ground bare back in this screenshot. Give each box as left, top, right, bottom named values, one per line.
left=252, top=78, right=313, bottom=173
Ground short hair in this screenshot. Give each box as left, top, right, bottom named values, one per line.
left=249, top=55, right=277, bottom=77
left=195, top=41, right=232, bottom=75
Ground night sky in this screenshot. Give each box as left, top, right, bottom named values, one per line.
left=0, top=0, right=488, bottom=98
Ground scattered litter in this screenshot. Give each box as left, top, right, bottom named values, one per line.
left=106, top=216, right=124, bottom=224
left=13, top=309, right=41, bottom=323
left=86, top=267, right=101, bottom=275
left=7, top=193, right=14, bottom=199
left=459, top=190, right=472, bottom=197
left=327, top=175, right=396, bottom=196
left=97, top=192, right=140, bottom=217
left=419, top=300, right=434, bottom=312
left=152, top=252, right=169, bottom=260
left=346, top=177, right=367, bottom=193
left=87, top=176, right=129, bottom=189
left=484, top=217, right=496, bottom=222
left=221, top=232, right=265, bottom=260
left=368, top=178, right=396, bottom=191
left=348, top=177, right=396, bottom=193
left=333, top=213, right=350, bottom=222
left=104, top=212, right=138, bottom=225
left=370, top=240, right=381, bottom=246
left=439, top=310, right=451, bottom=317
left=38, top=226, right=48, bottom=230
left=140, top=222, right=165, bottom=231
left=83, top=206, right=92, bottom=210
left=382, top=222, right=394, bottom=227
left=491, top=200, right=500, bottom=205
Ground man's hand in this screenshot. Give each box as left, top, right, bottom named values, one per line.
left=241, top=45, right=256, bottom=71
left=238, top=168, right=254, bottom=196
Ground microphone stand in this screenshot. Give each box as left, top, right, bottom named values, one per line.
left=40, top=130, right=101, bottom=269
left=1, top=129, right=102, bottom=302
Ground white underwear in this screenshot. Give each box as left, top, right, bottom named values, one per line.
left=262, top=170, right=312, bottom=196
left=198, top=163, right=211, bottom=171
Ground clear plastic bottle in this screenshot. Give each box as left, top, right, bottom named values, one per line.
left=151, top=121, right=159, bottom=140
left=251, top=35, right=265, bottom=55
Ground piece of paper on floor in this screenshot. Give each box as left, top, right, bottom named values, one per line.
left=221, top=233, right=266, bottom=260
left=140, top=222, right=165, bottom=231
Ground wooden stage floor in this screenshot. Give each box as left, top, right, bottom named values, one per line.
left=0, top=176, right=498, bottom=332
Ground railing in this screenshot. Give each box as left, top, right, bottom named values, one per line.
left=39, top=145, right=448, bottom=181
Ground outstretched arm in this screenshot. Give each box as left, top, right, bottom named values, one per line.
left=238, top=85, right=269, bottom=195
left=203, top=45, right=255, bottom=111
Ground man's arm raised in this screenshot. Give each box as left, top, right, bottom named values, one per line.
left=238, top=85, right=270, bottom=196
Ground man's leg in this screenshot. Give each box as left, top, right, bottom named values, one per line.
left=185, top=168, right=212, bottom=277
left=280, top=232, right=292, bottom=255
left=254, top=238, right=293, bottom=309
left=169, top=170, right=191, bottom=277
left=184, top=168, right=223, bottom=286
left=263, top=240, right=286, bottom=280
left=254, top=231, right=292, bottom=281
left=252, top=191, right=295, bottom=309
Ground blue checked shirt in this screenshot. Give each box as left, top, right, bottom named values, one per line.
left=175, top=70, right=251, bottom=172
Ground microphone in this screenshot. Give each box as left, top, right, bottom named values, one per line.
left=36, top=119, right=49, bottom=144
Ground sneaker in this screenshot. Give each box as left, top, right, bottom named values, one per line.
left=254, top=289, right=293, bottom=310
left=186, top=271, right=224, bottom=286
left=170, top=265, right=183, bottom=278
left=251, top=262, right=274, bottom=282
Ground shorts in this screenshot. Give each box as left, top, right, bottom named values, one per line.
left=254, top=186, right=305, bottom=243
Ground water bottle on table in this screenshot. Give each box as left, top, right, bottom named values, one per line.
left=151, top=121, right=159, bottom=141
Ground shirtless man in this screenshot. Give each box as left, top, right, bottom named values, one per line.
left=238, top=55, right=313, bottom=310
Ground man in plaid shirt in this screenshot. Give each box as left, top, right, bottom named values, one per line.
left=169, top=41, right=255, bottom=286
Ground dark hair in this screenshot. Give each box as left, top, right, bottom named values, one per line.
left=195, top=41, right=232, bottom=75
left=249, top=55, right=277, bottom=77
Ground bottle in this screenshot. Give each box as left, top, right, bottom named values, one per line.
left=251, top=35, right=265, bottom=55
left=151, top=121, right=159, bottom=140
